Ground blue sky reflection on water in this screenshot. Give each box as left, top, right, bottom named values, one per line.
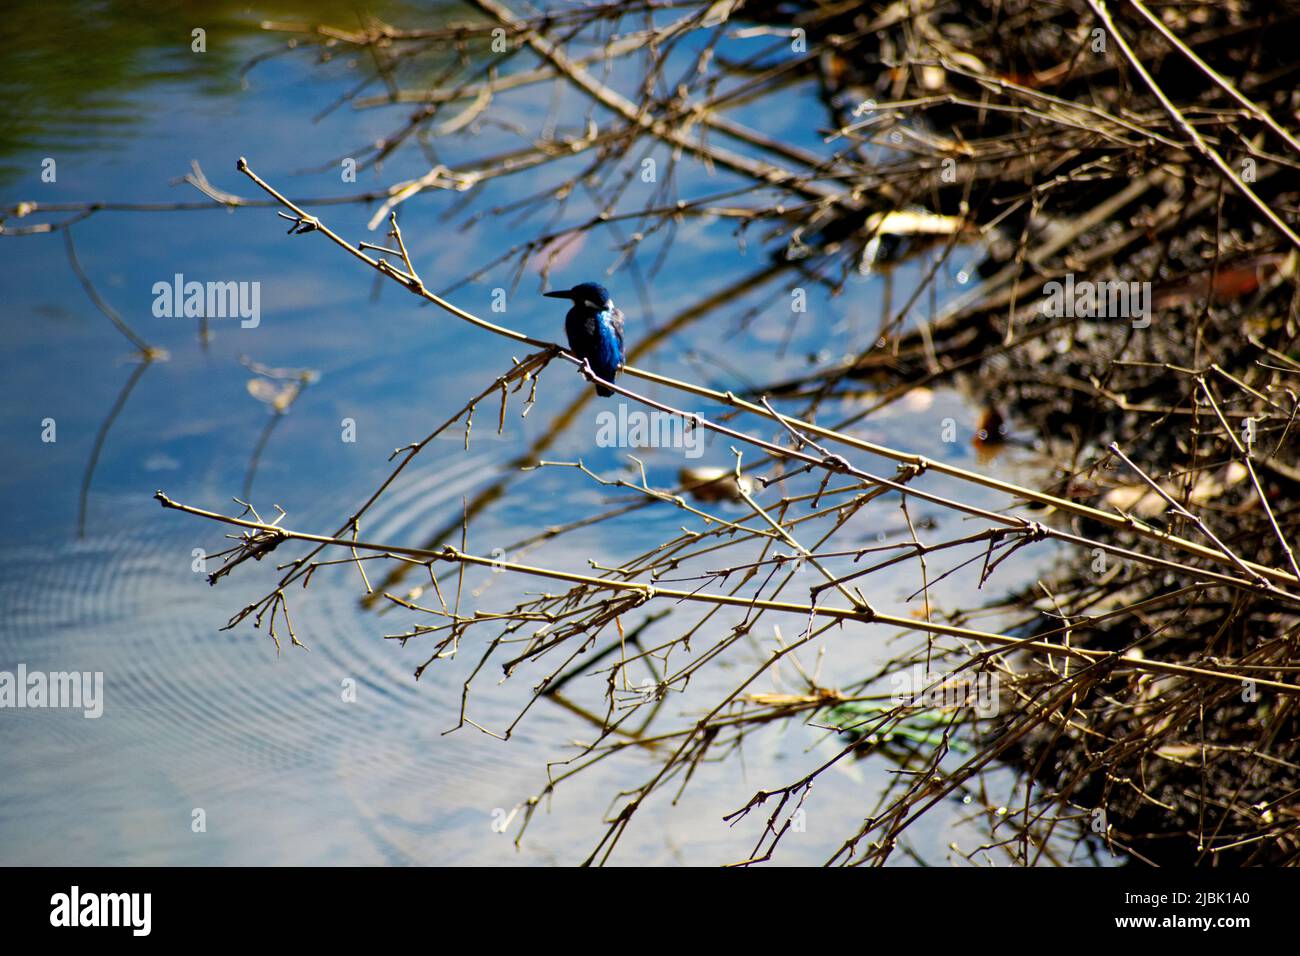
left=0, top=2, right=1068, bottom=865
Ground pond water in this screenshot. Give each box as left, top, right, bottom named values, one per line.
left=0, top=1, right=1068, bottom=865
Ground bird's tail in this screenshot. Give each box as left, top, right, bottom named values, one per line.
left=596, top=384, right=614, bottom=398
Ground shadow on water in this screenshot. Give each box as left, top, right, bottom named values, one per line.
left=0, top=0, right=459, bottom=180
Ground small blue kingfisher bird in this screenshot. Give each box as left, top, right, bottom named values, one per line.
left=545, top=282, right=624, bottom=397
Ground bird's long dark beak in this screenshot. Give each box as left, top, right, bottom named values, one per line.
left=543, top=289, right=574, bottom=299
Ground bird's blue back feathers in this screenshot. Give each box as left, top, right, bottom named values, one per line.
left=559, top=283, right=623, bottom=396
